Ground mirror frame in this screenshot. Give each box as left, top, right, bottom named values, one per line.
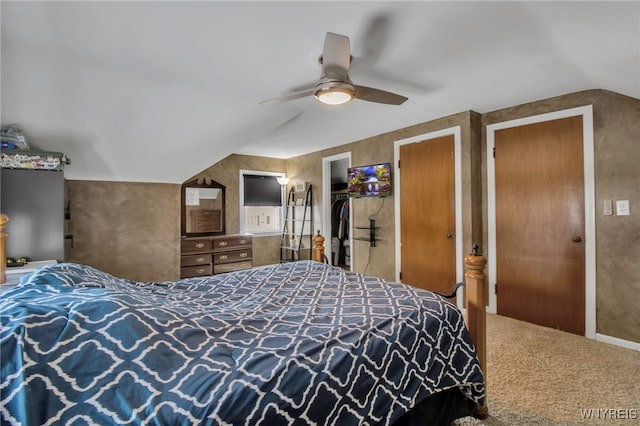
left=181, top=178, right=226, bottom=237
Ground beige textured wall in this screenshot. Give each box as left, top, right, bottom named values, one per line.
left=285, top=111, right=483, bottom=281
left=189, top=154, right=286, bottom=267
left=593, top=94, right=640, bottom=342
left=63, top=89, right=637, bottom=344
left=66, top=180, right=180, bottom=281
left=481, top=89, right=640, bottom=343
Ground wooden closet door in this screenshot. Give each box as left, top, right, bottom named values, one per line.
left=495, top=116, right=585, bottom=335
left=399, top=135, right=455, bottom=295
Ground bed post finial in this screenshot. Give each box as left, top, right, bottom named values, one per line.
left=465, top=244, right=488, bottom=419
left=1, top=214, right=9, bottom=284
left=312, top=231, right=326, bottom=263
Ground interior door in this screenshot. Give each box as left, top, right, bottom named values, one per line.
left=495, top=116, right=585, bottom=335
left=399, top=135, right=455, bottom=295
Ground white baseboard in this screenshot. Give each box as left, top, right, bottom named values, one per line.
left=595, top=333, right=640, bottom=351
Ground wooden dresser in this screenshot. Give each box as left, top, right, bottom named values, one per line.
left=180, top=234, right=252, bottom=279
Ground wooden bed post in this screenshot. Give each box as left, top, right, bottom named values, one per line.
left=1, top=214, right=8, bottom=284
left=465, top=245, right=488, bottom=419
left=312, top=231, right=326, bottom=263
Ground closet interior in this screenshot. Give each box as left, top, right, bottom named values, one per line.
left=329, top=157, right=350, bottom=270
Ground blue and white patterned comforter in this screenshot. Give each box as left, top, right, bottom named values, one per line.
left=1, top=261, right=484, bottom=425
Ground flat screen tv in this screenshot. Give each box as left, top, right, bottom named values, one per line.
left=347, top=163, right=392, bottom=198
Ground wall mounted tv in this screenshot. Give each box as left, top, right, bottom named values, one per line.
left=347, top=163, right=392, bottom=198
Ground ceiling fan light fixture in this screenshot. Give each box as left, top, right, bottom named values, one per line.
left=262, top=33, right=408, bottom=107
left=314, top=82, right=355, bottom=105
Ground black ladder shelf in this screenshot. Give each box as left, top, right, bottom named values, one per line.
left=280, top=185, right=313, bottom=262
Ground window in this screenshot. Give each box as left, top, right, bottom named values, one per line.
left=239, top=170, right=286, bottom=235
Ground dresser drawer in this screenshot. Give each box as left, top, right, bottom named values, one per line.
left=181, top=238, right=211, bottom=254
left=180, top=233, right=253, bottom=277
left=181, top=253, right=212, bottom=267
left=214, top=261, right=252, bottom=275
left=214, top=250, right=252, bottom=264
left=180, top=264, right=212, bottom=278
left=212, top=235, right=252, bottom=252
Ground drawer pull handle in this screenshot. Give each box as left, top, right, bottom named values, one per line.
left=241, top=263, right=248, bottom=267
left=195, top=243, right=205, bottom=249
left=218, top=241, right=228, bottom=247
left=196, top=268, right=205, bottom=274
left=196, top=257, right=205, bottom=263
left=221, top=265, right=228, bottom=270
left=239, top=253, right=247, bottom=258
left=219, top=255, right=228, bottom=260
left=240, top=239, right=247, bottom=244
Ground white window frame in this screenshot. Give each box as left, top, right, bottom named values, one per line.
left=239, top=169, right=287, bottom=236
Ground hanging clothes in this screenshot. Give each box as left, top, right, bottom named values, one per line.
left=330, top=195, right=349, bottom=267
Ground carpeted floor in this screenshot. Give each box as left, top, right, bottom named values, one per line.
left=453, top=314, right=640, bottom=425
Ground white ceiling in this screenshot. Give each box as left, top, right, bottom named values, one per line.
left=1, top=1, right=638, bottom=183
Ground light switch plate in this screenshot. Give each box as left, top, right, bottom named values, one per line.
left=603, top=200, right=613, bottom=215
left=616, top=200, right=630, bottom=216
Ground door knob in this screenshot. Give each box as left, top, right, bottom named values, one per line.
left=572, top=236, right=582, bottom=243
left=446, top=233, right=453, bottom=239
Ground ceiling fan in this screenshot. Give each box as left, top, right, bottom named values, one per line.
left=261, top=32, right=408, bottom=107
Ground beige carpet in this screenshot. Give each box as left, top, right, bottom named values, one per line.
left=453, top=314, right=640, bottom=425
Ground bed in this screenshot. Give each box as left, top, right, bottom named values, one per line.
left=0, top=217, right=488, bottom=425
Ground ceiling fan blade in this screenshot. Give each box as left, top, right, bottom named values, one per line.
left=356, top=12, right=393, bottom=66
left=260, top=90, right=315, bottom=106
left=354, top=85, right=408, bottom=105
left=286, top=81, right=318, bottom=94
left=350, top=65, right=433, bottom=93
left=322, top=32, right=351, bottom=79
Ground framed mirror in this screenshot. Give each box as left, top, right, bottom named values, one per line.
left=181, top=178, right=226, bottom=237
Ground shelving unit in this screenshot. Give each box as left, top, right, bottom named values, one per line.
left=280, top=185, right=313, bottom=263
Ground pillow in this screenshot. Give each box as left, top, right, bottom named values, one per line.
left=21, top=262, right=126, bottom=288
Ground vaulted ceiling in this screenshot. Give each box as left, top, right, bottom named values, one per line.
left=1, top=1, right=638, bottom=183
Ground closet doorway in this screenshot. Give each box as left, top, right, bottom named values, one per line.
left=322, top=153, right=352, bottom=270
